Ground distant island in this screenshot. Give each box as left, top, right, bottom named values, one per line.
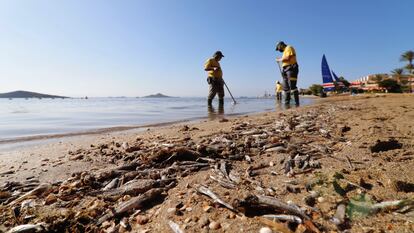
left=142, top=93, right=173, bottom=98
left=0, top=91, right=68, bottom=99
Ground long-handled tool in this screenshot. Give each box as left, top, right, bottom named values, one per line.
left=223, top=81, right=237, bottom=105
left=276, top=61, right=284, bottom=80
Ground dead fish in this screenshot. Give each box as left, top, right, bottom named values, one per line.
left=332, top=204, right=346, bottom=225
left=228, top=170, right=241, bottom=184
left=196, top=185, right=237, bottom=212
left=168, top=220, right=184, bottom=233
left=121, top=142, right=129, bottom=150
left=7, top=223, right=45, bottom=233
left=95, top=179, right=158, bottom=197
left=265, top=146, right=286, bottom=153
left=242, top=130, right=263, bottom=136
left=102, top=178, right=119, bottom=191
left=262, top=214, right=302, bottom=224
left=97, top=188, right=165, bottom=225
left=219, top=160, right=230, bottom=180
left=255, top=195, right=310, bottom=220
left=21, top=199, right=37, bottom=210
left=209, top=175, right=236, bottom=189
left=263, top=143, right=284, bottom=150
left=8, top=184, right=52, bottom=206
left=245, top=155, right=252, bottom=163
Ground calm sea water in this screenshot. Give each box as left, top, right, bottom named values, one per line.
left=0, top=97, right=314, bottom=141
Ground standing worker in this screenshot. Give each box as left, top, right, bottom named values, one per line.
left=275, top=41, right=300, bottom=106
left=204, top=51, right=225, bottom=107
left=275, top=81, right=282, bottom=101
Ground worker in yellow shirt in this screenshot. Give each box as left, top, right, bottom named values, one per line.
left=204, top=51, right=225, bottom=107
left=275, top=41, right=299, bottom=106
left=275, top=81, right=282, bottom=101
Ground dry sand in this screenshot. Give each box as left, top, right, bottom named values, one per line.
left=0, top=94, right=413, bottom=232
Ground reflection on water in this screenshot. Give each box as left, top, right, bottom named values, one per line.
left=207, top=104, right=225, bottom=120
left=0, top=97, right=314, bottom=140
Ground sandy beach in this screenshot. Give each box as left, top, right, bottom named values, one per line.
left=1, top=94, right=413, bottom=232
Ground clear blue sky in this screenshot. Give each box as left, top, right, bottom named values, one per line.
left=0, top=0, right=413, bottom=97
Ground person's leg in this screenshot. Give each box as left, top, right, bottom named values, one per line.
left=208, top=81, right=217, bottom=106
left=282, top=72, right=291, bottom=105
left=289, top=65, right=299, bottom=106
left=217, top=79, right=225, bottom=107
left=290, top=80, right=299, bottom=106
left=286, top=66, right=299, bottom=106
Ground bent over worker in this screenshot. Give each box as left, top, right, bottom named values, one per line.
left=204, top=51, right=225, bottom=107
left=275, top=81, right=282, bottom=101
left=276, top=41, right=299, bottom=106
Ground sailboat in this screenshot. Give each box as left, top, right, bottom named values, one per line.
left=321, top=55, right=336, bottom=91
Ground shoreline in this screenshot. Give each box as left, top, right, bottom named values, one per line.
left=0, top=100, right=313, bottom=150
left=0, top=95, right=319, bottom=147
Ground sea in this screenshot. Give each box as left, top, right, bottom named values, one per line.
left=0, top=97, right=314, bottom=143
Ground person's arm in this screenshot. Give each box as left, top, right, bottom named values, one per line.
left=205, top=67, right=220, bottom=71
left=205, top=66, right=220, bottom=71
left=277, top=55, right=292, bottom=63
left=276, top=47, right=295, bottom=62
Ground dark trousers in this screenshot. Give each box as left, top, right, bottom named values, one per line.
left=276, top=92, right=282, bottom=101
left=207, top=77, right=224, bottom=105
left=282, top=64, right=299, bottom=105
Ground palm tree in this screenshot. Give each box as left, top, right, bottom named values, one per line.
left=401, top=51, right=414, bottom=74
left=373, top=74, right=383, bottom=83
left=401, top=51, right=414, bottom=92
left=391, top=68, right=404, bottom=82
left=391, top=68, right=404, bottom=75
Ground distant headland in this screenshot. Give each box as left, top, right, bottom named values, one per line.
left=0, top=91, right=68, bottom=99
left=141, top=93, right=173, bottom=98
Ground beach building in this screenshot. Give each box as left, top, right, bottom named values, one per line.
left=351, top=73, right=414, bottom=92
left=351, top=74, right=389, bottom=91
left=393, top=75, right=414, bottom=92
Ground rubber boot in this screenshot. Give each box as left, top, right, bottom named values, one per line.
left=294, top=92, right=300, bottom=106
left=284, top=92, right=291, bottom=105
left=218, top=99, right=224, bottom=114
left=218, top=99, right=224, bottom=106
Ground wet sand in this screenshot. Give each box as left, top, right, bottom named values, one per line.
left=0, top=94, right=413, bottom=232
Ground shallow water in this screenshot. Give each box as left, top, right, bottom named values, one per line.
left=0, top=97, right=314, bottom=141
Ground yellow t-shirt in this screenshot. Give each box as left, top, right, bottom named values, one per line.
left=204, top=58, right=223, bottom=79
left=282, top=45, right=297, bottom=67
left=276, top=83, right=283, bottom=92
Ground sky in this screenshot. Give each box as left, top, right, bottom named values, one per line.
left=0, top=0, right=413, bottom=97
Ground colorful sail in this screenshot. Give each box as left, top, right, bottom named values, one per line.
left=321, top=55, right=335, bottom=91
left=332, top=71, right=345, bottom=87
